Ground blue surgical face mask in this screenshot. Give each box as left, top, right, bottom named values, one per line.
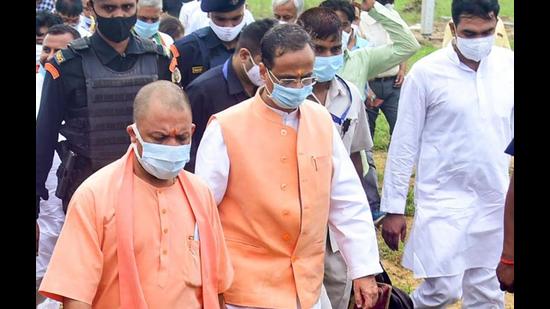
left=134, top=19, right=160, bottom=39
left=265, top=71, right=313, bottom=109
left=313, top=54, right=344, bottom=82
left=131, top=124, right=190, bottom=180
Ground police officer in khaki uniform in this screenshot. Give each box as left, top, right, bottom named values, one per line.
left=36, top=0, right=180, bottom=216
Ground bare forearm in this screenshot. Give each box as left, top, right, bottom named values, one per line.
left=502, top=173, right=514, bottom=259
left=399, top=62, right=407, bottom=73
left=63, top=298, right=91, bottom=309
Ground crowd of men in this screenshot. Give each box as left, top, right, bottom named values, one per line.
left=36, top=0, right=514, bottom=308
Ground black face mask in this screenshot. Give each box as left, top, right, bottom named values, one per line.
left=91, top=2, right=137, bottom=43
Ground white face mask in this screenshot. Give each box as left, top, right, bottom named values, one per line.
left=455, top=34, right=495, bottom=62
left=243, top=55, right=264, bottom=87
left=209, top=17, right=246, bottom=42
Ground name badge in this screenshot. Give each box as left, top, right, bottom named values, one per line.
left=191, top=66, right=204, bottom=74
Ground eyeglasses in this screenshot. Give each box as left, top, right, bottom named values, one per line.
left=268, top=69, right=316, bottom=88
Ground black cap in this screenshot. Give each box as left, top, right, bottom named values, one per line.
left=201, top=0, right=246, bottom=13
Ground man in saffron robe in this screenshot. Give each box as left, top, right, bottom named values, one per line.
left=39, top=80, right=234, bottom=309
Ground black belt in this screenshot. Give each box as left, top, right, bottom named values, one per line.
left=373, top=75, right=397, bottom=82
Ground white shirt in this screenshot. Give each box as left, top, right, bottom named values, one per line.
left=359, top=7, right=400, bottom=78
left=78, top=14, right=94, bottom=34
left=36, top=71, right=45, bottom=118
left=36, top=44, right=42, bottom=65
left=178, top=0, right=201, bottom=31
left=75, top=23, right=91, bottom=38
left=321, top=77, right=373, bottom=154
left=158, top=31, right=174, bottom=48
left=195, top=94, right=382, bottom=308
left=381, top=44, right=514, bottom=277
left=180, top=0, right=255, bottom=36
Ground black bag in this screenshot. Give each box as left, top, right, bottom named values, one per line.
left=349, top=264, right=414, bottom=309
left=374, top=267, right=414, bottom=309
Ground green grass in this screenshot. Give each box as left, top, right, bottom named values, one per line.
left=407, top=43, right=438, bottom=69
left=373, top=113, right=390, bottom=151
left=248, top=0, right=514, bottom=22
left=393, top=0, right=514, bottom=24
left=247, top=0, right=325, bottom=19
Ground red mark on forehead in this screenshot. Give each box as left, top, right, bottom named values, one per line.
left=169, top=128, right=178, bottom=137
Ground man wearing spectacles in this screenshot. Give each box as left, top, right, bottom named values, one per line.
left=195, top=23, right=382, bottom=309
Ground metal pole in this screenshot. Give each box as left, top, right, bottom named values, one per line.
left=421, top=0, right=435, bottom=37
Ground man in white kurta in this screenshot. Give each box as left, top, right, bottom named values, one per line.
left=195, top=23, right=382, bottom=309
left=380, top=1, right=513, bottom=307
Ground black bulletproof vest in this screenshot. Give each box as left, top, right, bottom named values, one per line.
left=61, top=37, right=159, bottom=170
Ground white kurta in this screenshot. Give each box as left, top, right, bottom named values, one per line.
left=195, top=97, right=382, bottom=308
left=381, top=44, right=514, bottom=278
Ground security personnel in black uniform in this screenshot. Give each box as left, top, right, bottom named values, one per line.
left=184, top=18, right=277, bottom=172
left=36, top=0, right=180, bottom=217
left=174, top=0, right=247, bottom=88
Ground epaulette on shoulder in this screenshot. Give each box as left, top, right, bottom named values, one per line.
left=68, top=37, right=91, bottom=51
left=44, top=62, right=60, bottom=79
left=136, top=37, right=163, bottom=56
left=194, top=27, right=210, bottom=39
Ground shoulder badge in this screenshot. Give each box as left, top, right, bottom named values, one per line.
left=192, top=66, right=204, bottom=74
left=44, top=63, right=60, bottom=80
left=54, top=51, right=65, bottom=65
